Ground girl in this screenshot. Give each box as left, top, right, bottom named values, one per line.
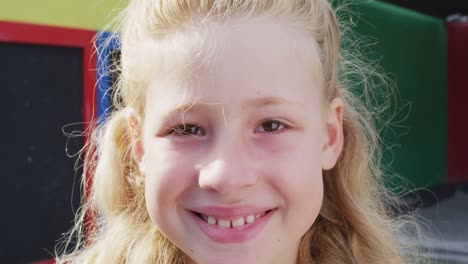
left=58, top=0, right=422, bottom=263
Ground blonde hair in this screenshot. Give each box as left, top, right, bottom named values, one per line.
left=57, top=0, right=423, bottom=263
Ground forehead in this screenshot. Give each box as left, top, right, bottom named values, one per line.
left=145, top=16, right=323, bottom=111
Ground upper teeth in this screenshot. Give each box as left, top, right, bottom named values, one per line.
left=202, top=212, right=265, bottom=228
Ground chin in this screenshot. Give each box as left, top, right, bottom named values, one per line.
left=189, top=251, right=270, bottom=264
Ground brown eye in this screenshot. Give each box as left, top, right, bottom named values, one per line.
left=256, top=120, right=285, bottom=133
left=169, top=124, right=204, bottom=136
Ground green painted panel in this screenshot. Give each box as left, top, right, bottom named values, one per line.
left=349, top=1, right=447, bottom=187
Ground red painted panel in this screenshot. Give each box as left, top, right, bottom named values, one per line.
left=447, top=22, right=468, bottom=182
left=0, top=20, right=94, bottom=47
left=32, top=259, right=55, bottom=264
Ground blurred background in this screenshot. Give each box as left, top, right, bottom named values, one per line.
left=0, top=0, right=467, bottom=263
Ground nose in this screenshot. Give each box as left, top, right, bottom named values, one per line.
left=198, top=142, right=258, bottom=195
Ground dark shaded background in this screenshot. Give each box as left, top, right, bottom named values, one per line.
left=0, top=43, right=83, bottom=263
left=382, top=0, right=468, bottom=18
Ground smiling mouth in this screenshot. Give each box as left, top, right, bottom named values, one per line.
left=192, top=209, right=274, bottom=228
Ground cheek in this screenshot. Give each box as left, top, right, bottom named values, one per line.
left=279, top=154, right=324, bottom=232
left=274, top=150, right=323, bottom=204
left=267, top=133, right=324, bottom=220
left=143, top=142, right=198, bottom=220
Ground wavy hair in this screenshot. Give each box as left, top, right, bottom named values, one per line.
left=57, top=0, right=423, bottom=263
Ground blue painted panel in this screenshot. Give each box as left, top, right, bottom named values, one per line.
left=95, top=31, right=120, bottom=124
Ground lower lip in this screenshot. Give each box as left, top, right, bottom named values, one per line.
left=189, top=209, right=276, bottom=244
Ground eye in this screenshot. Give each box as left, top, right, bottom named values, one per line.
left=167, top=123, right=205, bottom=137
left=255, top=120, right=287, bottom=133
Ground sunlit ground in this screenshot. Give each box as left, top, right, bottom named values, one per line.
left=418, top=188, right=468, bottom=264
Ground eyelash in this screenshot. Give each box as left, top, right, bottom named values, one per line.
left=165, top=120, right=288, bottom=137
left=255, top=120, right=287, bottom=134
left=166, top=123, right=204, bottom=137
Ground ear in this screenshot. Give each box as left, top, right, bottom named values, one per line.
left=126, top=109, right=145, bottom=173
left=322, top=97, right=344, bottom=170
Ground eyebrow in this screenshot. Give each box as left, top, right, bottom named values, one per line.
left=167, top=96, right=293, bottom=115
left=244, top=96, right=291, bottom=108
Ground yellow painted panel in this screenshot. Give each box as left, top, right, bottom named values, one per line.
left=0, top=0, right=126, bottom=30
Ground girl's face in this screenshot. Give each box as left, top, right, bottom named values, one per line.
left=134, top=17, right=343, bottom=264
